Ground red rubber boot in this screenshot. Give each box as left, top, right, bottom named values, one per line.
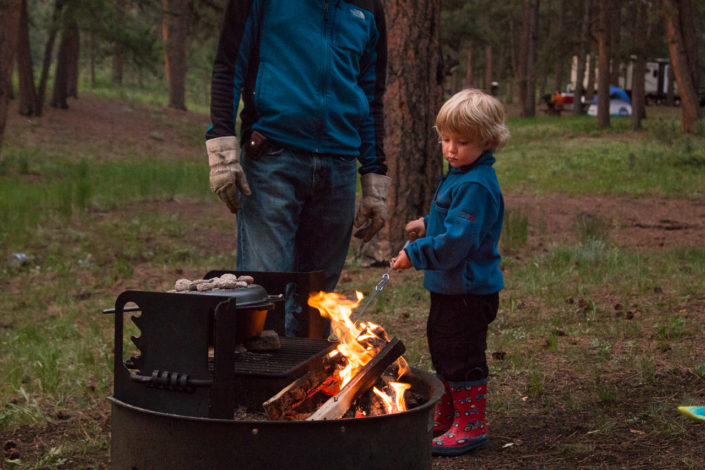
left=432, top=379, right=488, bottom=456
left=433, top=380, right=454, bottom=436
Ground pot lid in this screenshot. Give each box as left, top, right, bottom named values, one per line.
left=200, top=284, right=273, bottom=308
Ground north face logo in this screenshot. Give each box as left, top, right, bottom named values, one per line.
left=350, top=8, right=365, bottom=20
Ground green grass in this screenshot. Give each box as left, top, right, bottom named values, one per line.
left=498, top=114, right=705, bottom=197
left=2, top=98, right=704, bottom=467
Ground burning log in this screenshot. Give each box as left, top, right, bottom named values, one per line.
left=307, top=337, right=405, bottom=421
left=263, top=337, right=405, bottom=421
left=263, top=349, right=346, bottom=420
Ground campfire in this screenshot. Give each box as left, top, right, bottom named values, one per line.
left=106, top=270, right=443, bottom=470
left=263, top=290, right=414, bottom=421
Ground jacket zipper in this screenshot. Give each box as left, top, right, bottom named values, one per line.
left=317, top=1, right=331, bottom=153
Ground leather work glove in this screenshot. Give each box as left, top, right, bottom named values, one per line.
left=354, top=173, right=392, bottom=242
left=405, top=217, right=426, bottom=241
left=206, top=136, right=252, bottom=213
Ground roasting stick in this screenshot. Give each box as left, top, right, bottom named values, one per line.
left=352, top=241, right=410, bottom=324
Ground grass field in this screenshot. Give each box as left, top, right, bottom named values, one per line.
left=1, top=96, right=704, bottom=469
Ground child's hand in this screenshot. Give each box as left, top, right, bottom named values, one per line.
left=405, top=217, right=425, bottom=240
left=391, top=250, right=412, bottom=270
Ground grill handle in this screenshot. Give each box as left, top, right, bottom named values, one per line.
left=129, top=369, right=213, bottom=393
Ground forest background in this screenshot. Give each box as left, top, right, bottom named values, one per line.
left=0, top=0, right=705, bottom=468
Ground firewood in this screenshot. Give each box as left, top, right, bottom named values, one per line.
left=306, top=337, right=405, bottom=421
left=262, top=350, right=345, bottom=420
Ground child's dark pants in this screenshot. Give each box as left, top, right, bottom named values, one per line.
left=427, top=292, right=499, bottom=382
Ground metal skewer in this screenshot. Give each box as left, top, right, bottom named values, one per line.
left=352, top=241, right=410, bottom=324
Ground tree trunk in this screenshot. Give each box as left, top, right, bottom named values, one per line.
left=526, top=0, right=539, bottom=117
left=663, top=0, right=701, bottom=133
left=163, top=0, right=189, bottom=110
left=666, top=63, right=675, bottom=106
left=586, top=36, right=597, bottom=103
left=369, top=0, right=443, bottom=261
left=66, top=21, right=79, bottom=99
left=596, top=0, right=611, bottom=128
left=517, top=2, right=529, bottom=112
left=553, top=0, right=567, bottom=93
left=572, top=0, right=590, bottom=115
left=507, top=15, right=518, bottom=103
left=0, top=0, right=22, bottom=161
left=16, top=0, right=38, bottom=116
left=484, top=44, right=493, bottom=92
left=631, top=0, right=648, bottom=130
left=518, top=0, right=539, bottom=117
left=677, top=0, right=698, bottom=91
left=464, top=46, right=473, bottom=88
left=608, top=0, right=621, bottom=87
left=37, top=0, right=65, bottom=117
left=51, top=10, right=79, bottom=109
left=51, top=13, right=79, bottom=109
left=113, top=0, right=126, bottom=85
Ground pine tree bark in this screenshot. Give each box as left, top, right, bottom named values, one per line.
left=361, top=0, right=443, bottom=263
left=37, top=0, right=65, bottom=117
left=163, top=0, right=189, bottom=110
left=631, top=0, right=648, bottom=130
left=112, top=0, right=126, bottom=85
left=608, top=1, right=621, bottom=87
left=586, top=37, right=597, bottom=103
left=677, top=0, right=698, bottom=91
left=572, top=0, right=590, bottom=115
left=663, top=0, right=701, bottom=133
left=465, top=46, right=474, bottom=88
left=484, top=44, right=493, bottom=92
left=52, top=15, right=79, bottom=109
left=0, top=0, right=22, bottom=161
left=17, top=0, right=38, bottom=116
left=518, top=0, right=539, bottom=117
left=553, top=0, right=567, bottom=93
left=596, top=0, right=611, bottom=128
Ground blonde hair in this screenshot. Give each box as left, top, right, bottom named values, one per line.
left=435, top=88, right=510, bottom=151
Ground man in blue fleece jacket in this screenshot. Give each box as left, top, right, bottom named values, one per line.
left=205, top=0, right=390, bottom=337
left=392, top=88, right=509, bottom=456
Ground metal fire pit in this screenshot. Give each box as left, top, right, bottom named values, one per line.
left=106, top=271, right=443, bottom=470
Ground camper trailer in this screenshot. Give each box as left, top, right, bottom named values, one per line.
left=620, top=58, right=678, bottom=104
left=569, top=56, right=678, bottom=104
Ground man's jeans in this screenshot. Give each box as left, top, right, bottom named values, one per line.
left=237, top=145, right=358, bottom=337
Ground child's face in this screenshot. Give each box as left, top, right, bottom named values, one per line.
left=440, top=132, right=484, bottom=168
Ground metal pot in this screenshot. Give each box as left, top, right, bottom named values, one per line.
left=201, top=284, right=278, bottom=343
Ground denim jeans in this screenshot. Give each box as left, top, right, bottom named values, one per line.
left=237, top=144, right=358, bottom=336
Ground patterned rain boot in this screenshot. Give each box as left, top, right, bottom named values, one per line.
left=433, top=379, right=454, bottom=436
left=432, top=379, right=488, bottom=456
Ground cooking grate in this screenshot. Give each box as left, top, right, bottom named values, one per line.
left=233, top=337, right=335, bottom=377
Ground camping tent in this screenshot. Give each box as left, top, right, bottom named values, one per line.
left=591, top=85, right=631, bottom=104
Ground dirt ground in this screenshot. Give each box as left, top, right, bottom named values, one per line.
left=3, top=97, right=704, bottom=469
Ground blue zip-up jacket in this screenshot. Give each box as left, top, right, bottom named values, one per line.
left=207, top=0, right=387, bottom=175
left=405, top=152, right=504, bottom=295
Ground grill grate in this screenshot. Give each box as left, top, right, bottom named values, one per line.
left=233, top=337, right=335, bottom=378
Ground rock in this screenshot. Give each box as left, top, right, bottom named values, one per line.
left=174, top=279, right=193, bottom=291
left=245, top=330, right=280, bottom=351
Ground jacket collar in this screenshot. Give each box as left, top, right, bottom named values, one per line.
left=449, top=151, right=495, bottom=174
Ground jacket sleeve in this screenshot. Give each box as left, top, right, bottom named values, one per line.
left=357, top=0, right=387, bottom=175
left=206, top=0, right=257, bottom=140
left=406, top=183, right=498, bottom=271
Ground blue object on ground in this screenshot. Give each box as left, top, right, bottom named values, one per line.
left=678, top=406, right=705, bottom=421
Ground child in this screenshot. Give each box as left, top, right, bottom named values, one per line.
left=392, top=88, right=509, bottom=456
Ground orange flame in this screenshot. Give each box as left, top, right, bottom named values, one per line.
left=373, top=382, right=411, bottom=414
left=308, top=291, right=411, bottom=414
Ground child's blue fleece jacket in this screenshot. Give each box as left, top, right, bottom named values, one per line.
left=405, top=151, right=504, bottom=295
